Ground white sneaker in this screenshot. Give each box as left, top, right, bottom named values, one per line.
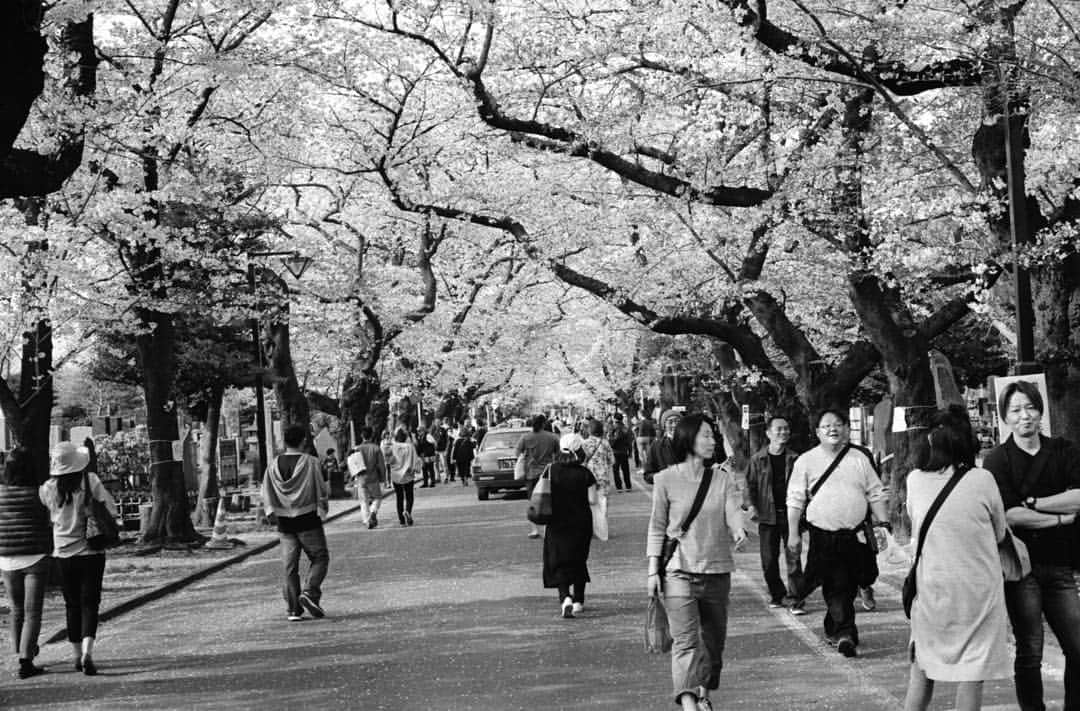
left=572, top=602, right=584, bottom=614
left=561, top=597, right=574, bottom=618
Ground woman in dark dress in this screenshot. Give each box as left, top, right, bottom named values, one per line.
left=544, top=433, right=598, bottom=618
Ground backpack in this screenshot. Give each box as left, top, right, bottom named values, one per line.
left=609, top=423, right=631, bottom=452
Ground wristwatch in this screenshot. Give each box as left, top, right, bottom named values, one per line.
left=1024, top=496, right=1038, bottom=509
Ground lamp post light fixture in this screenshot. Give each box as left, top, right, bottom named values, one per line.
left=247, top=250, right=311, bottom=482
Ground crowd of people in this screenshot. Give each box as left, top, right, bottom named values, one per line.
left=5, top=388, right=1080, bottom=711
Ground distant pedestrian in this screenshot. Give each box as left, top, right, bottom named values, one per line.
left=261, top=424, right=330, bottom=622
left=321, top=448, right=341, bottom=484
left=582, top=419, right=615, bottom=536
left=517, top=415, right=561, bottom=539
left=434, top=420, right=450, bottom=483
left=646, top=413, right=746, bottom=711
left=385, top=428, right=419, bottom=526
left=903, top=406, right=1010, bottom=711
left=450, top=426, right=476, bottom=487
left=544, top=434, right=598, bottom=619
left=348, top=427, right=386, bottom=529
left=445, top=421, right=459, bottom=483
left=785, top=409, right=889, bottom=658
left=608, top=412, right=634, bottom=491
left=417, top=426, right=438, bottom=488
left=39, top=441, right=118, bottom=676
left=983, top=380, right=1080, bottom=711
left=644, top=410, right=681, bottom=485
left=0, top=447, right=51, bottom=679
left=744, top=416, right=804, bottom=612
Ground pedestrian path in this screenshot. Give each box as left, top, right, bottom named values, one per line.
left=0, top=483, right=1069, bottom=710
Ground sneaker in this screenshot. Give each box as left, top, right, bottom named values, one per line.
left=768, top=599, right=785, bottom=609
left=368, top=513, right=378, bottom=529
left=528, top=531, right=540, bottom=539
left=287, top=613, right=303, bottom=622
left=404, top=512, right=414, bottom=526
left=572, top=602, right=584, bottom=614
left=697, top=699, right=714, bottom=711
left=81, top=657, right=97, bottom=676
left=789, top=601, right=807, bottom=616
left=561, top=597, right=575, bottom=619
left=860, top=587, right=877, bottom=612
left=299, top=592, right=325, bottom=619
left=18, top=660, right=45, bottom=679
left=837, top=637, right=857, bottom=658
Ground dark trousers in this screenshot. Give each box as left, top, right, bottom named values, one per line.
left=2, top=559, right=48, bottom=657
left=612, top=452, right=631, bottom=489
left=58, top=554, right=107, bottom=643
left=803, top=526, right=862, bottom=644
left=421, top=459, right=437, bottom=486
left=394, top=482, right=415, bottom=521
left=280, top=526, right=329, bottom=614
left=456, top=459, right=471, bottom=483
left=557, top=580, right=586, bottom=604
left=758, top=516, right=803, bottom=603
left=1005, top=563, right=1080, bottom=711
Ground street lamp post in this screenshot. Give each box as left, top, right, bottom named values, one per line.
left=247, top=250, right=312, bottom=484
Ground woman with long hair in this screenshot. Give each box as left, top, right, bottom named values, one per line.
left=385, top=428, right=418, bottom=526
left=646, top=412, right=745, bottom=711
left=39, top=442, right=118, bottom=676
left=903, top=406, right=1011, bottom=711
left=0, top=447, right=52, bottom=678
left=543, top=433, right=598, bottom=618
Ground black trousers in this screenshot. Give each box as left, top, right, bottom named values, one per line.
left=58, top=554, right=107, bottom=643
left=557, top=581, right=586, bottom=604
left=394, top=482, right=414, bottom=521
left=802, top=526, right=864, bottom=644
left=612, top=453, right=631, bottom=489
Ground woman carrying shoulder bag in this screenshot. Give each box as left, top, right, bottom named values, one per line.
left=0, top=447, right=52, bottom=679
left=646, top=413, right=746, bottom=711
left=39, top=441, right=118, bottom=676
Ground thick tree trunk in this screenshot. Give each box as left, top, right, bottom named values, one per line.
left=135, top=311, right=200, bottom=544
left=267, top=314, right=311, bottom=449
left=195, top=383, right=224, bottom=528
left=0, top=1, right=45, bottom=157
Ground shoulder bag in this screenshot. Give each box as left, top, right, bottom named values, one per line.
left=526, top=465, right=553, bottom=524
left=84, top=472, right=121, bottom=550
left=658, top=465, right=713, bottom=577
left=902, top=467, right=965, bottom=618
left=798, top=445, right=851, bottom=532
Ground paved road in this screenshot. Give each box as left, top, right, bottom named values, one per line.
left=0, top=481, right=1066, bottom=710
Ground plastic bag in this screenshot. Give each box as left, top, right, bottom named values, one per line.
left=877, top=529, right=911, bottom=568
left=644, top=596, right=673, bottom=654
left=526, top=466, right=552, bottom=524
left=591, top=498, right=608, bottom=541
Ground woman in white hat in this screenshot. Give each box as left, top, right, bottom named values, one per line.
left=543, top=433, right=598, bottom=618
left=38, top=441, right=118, bottom=676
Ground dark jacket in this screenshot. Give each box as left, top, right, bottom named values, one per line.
left=745, top=445, right=800, bottom=525
left=0, top=484, right=53, bottom=557
left=644, top=437, right=678, bottom=485
left=451, top=437, right=476, bottom=465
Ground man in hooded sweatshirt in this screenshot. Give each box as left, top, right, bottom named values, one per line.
left=261, top=424, right=330, bottom=621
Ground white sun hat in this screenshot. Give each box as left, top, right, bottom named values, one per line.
left=50, top=441, right=90, bottom=476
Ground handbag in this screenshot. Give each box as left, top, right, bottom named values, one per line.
left=902, top=466, right=966, bottom=618
left=644, top=595, right=673, bottom=654
left=999, top=527, right=1031, bottom=582
left=658, top=465, right=713, bottom=577
left=513, top=453, right=527, bottom=481
left=526, top=465, right=553, bottom=524
left=84, top=472, right=120, bottom=550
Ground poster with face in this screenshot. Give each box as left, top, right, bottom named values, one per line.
left=989, top=373, right=1052, bottom=443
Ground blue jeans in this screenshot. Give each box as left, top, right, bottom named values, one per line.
left=759, top=517, right=803, bottom=603
left=1004, top=563, right=1080, bottom=711
left=664, top=572, right=730, bottom=703
left=2, top=559, right=49, bottom=657
left=280, top=526, right=329, bottom=615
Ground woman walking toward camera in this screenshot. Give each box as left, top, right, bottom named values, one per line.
left=39, top=442, right=118, bottom=676
left=646, top=413, right=745, bottom=711
left=0, top=447, right=52, bottom=679
left=543, top=434, right=597, bottom=618
left=903, top=407, right=1011, bottom=711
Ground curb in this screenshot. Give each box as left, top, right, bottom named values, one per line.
left=44, top=494, right=380, bottom=645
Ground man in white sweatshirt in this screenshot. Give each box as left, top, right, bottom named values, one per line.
left=261, top=424, right=330, bottom=621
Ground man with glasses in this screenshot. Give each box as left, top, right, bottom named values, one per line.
left=984, top=380, right=1080, bottom=711
left=786, top=409, right=889, bottom=658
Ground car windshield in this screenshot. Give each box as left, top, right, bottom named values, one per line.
left=480, top=432, right=523, bottom=451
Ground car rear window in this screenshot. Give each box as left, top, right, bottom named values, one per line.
left=480, top=432, right=524, bottom=451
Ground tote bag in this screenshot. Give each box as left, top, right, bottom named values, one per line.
left=526, top=466, right=553, bottom=524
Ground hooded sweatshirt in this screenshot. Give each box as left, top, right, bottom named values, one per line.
left=261, top=452, right=328, bottom=533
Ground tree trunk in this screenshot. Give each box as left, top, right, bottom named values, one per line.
left=195, top=383, right=224, bottom=528
left=267, top=314, right=311, bottom=449
left=135, top=311, right=200, bottom=544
